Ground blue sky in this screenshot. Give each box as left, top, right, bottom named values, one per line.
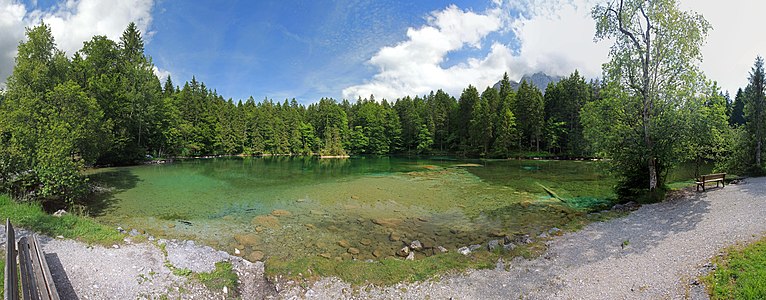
left=1, top=0, right=765, bottom=103
left=146, top=0, right=504, bottom=102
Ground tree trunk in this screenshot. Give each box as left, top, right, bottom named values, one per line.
left=757, top=139, right=762, bottom=166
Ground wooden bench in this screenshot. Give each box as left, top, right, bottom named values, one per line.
left=696, top=173, right=726, bottom=192
left=4, top=219, right=60, bottom=300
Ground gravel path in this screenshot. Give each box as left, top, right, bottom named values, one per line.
left=282, top=177, right=766, bottom=299
left=3, top=177, right=764, bottom=299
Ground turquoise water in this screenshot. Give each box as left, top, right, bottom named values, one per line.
left=87, top=157, right=617, bottom=262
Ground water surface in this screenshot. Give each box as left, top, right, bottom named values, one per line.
left=88, top=157, right=616, bottom=262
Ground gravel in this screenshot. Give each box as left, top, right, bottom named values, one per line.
left=280, top=177, right=766, bottom=299
left=1, top=228, right=275, bottom=299
left=3, top=177, right=764, bottom=299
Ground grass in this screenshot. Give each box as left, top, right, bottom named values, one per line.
left=702, top=236, right=766, bottom=299
left=265, top=242, right=548, bottom=286
left=0, top=194, right=123, bottom=245
left=195, top=261, right=239, bottom=297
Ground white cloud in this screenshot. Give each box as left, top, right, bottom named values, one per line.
left=342, top=0, right=607, bottom=101
left=343, top=0, right=759, bottom=101
left=0, top=0, right=157, bottom=88
left=153, top=65, right=171, bottom=82
left=680, top=0, right=766, bottom=95
left=0, top=0, right=28, bottom=88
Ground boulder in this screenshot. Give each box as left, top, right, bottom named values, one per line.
left=468, top=244, right=482, bottom=251
left=406, top=251, right=415, bottom=261
left=53, top=209, right=67, bottom=217
left=503, top=243, right=516, bottom=252
left=410, top=240, right=423, bottom=251
left=487, top=239, right=501, bottom=251
left=396, top=246, right=410, bottom=257
left=457, top=246, right=471, bottom=256
left=436, top=246, right=448, bottom=253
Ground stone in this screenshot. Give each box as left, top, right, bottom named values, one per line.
left=347, top=247, right=360, bottom=255
left=112, top=244, right=120, bottom=249
left=351, top=195, right=360, bottom=200
left=304, top=224, right=315, bottom=230
left=503, top=243, right=516, bottom=252
left=319, top=253, right=332, bottom=259
left=271, top=209, right=292, bottom=217
left=53, top=209, right=67, bottom=217
left=510, top=234, right=533, bottom=245
left=457, top=246, right=471, bottom=256
left=371, top=218, right=402, bottom=227
left=409, top=240, right=423, bottom=251
left=337, top=240, right=351, bottom=248
left=406, top=251, right=415, bottom=261
left=436, top=246, right=448, bottom=253
left=117, top=226, right=126, bottom=233
left=416, top=217, right=429, bottom=222
left=548, top=227, right=562, bottom=236
left=168, top=224, right=176, bottom=229
left=488, top=239, right=501, bottom=251
left=233, top=234, right=260, bottom=247
left=372, top=249, right=382, bottom=258
left=252, top=215, right=280, bottom=228
left=234, top=248, right=241, bottom=255
left=255, top=226, right=265, bottom=233
left=247, top=251, right=265, bottom=261
left=341, top=253, right=353, bottom=260
left=396, top=246, right=410, bottom=257
left=360, top=239, right=372, bottom=246
left=468, top=244, right=482, bottom=251
left=129, top=229, right=140, bottom=236
left=389, top=232, right=401, bottom=242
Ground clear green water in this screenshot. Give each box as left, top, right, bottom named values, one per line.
left=87, top=157, right=618, bottom=262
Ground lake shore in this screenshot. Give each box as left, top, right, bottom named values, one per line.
left=8, top=177, right=765, bottom=299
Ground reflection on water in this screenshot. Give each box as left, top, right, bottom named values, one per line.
left=89, top=157, right=621, bottom=262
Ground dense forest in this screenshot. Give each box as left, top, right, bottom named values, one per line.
left=1, top=11, right=765, bottom=207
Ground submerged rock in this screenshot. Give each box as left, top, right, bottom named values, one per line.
left=337, top=240, right=351, bottom=248
left=319, top=253, right=332, bottom=259
left=389, top=232, right=402, bottom=242
left=233, top=234, right=260, bottom=247
left=347, top=247, right=360, bottom=255
left=252, top=215, right=280, bottom=228
left=271, top=209, right=292, bottom=217
left=360, top=239, right=372, bottom=246
left=247, top=251, right=264, bottom=261
left=372, top=249, right=383, bottom=258
left=372, top=218, right=402, bottom=227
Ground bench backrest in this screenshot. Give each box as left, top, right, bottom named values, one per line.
left=5, top=219, right=18, bottom=300
left=701, top=173, right=726, bottom=181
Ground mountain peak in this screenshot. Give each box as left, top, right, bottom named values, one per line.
left=493, top=72, right=563, bottom=94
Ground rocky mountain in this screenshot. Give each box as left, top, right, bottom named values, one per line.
left=492, top=72, right=563, bottom=94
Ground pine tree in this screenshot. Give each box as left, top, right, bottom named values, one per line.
left=745, top=56, right=766, bottom=170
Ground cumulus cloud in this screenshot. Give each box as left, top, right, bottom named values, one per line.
left=153, top=65, right=171, bottom=82
left=342, top=0, right=607, bottom=101
left=0, top=0, right=157, bottom=88
left=0, top=0, right=28, bottom=88
left=344, top=0, right=760, bottom=101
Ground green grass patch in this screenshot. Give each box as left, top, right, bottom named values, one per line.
left=195, top=261, right=239, bottom=297
left=264, top=243, right=552, bottom=286
left=0, top=194, right=123, bottom=245
left=703, top=237, right=766, bottom=299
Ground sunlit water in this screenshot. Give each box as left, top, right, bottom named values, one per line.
left=88, top=157, right=618, bottom=262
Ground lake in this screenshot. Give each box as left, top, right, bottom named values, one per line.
left=88, top=157, right=618, bottom=263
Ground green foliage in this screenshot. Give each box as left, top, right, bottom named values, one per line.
left=0, top=194, right=123, bottom=245
left=703, top=237, right=766, bottom=300
left=514, top=80, right=544, bottom=151
left=743, top=57, right=766, bottom=174
left=588, top=0, right=712, bottom=200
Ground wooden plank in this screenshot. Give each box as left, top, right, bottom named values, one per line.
left=27, top=237, right=51, bottom=300
left=31, top=235, right=58, bottom=300
left=17, top=237, right=38, bottom=300
left=5, top=219, right=18, bottom=300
